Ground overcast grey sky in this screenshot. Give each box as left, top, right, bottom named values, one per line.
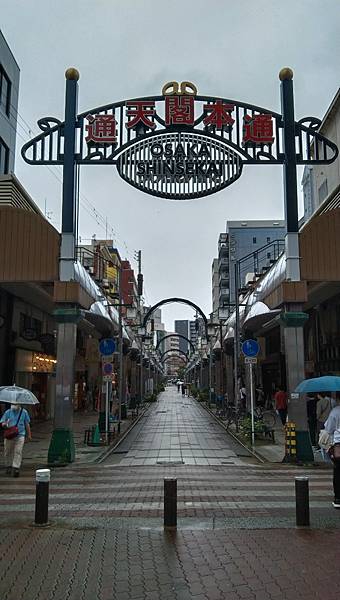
left=1, top=0, right=339, bottom=330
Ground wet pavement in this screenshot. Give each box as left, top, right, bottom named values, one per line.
left=110, top=387, right=252, bottom=466
left=1, top=388, right=339, bottom=599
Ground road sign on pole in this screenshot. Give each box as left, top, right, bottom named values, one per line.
left=99, top=338, right=116, bottom=356
left=242, top=339, right=260, bottom=358
left=102, top=362, right=113, bottom=376
left=244, top=357, right=257, bottom=365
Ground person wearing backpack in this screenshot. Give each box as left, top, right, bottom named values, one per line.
left=1, top=404, right=31, bottom=477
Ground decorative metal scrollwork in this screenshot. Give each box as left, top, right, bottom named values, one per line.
left=21, top=94, right=338, bottom=169
left=298, top=117, right=322, bottom=130
left=37, top=117, right=62, bottom=131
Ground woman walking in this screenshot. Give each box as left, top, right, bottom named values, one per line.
left=1, top=404, right=31, bottom=477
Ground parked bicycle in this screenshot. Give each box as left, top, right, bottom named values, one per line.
left=254, top=406, right=276, bottom=429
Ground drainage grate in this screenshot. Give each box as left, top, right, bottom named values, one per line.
left=156, top=460, right=184, bottom=465
left=156, top=410, right=167, bottom=414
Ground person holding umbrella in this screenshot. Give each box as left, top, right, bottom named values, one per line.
left=324, top=395, right=340, bottom=508
left=0, top=385, right=38, bottom=477
left=1, top=404, right=31, bottom=476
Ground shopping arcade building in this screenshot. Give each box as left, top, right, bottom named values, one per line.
left=185, top=184, right=340, bottom=412
left=0, top=175, right=155, bottom=422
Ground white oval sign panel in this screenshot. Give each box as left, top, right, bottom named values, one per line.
left=117, top=131, right=243, bottom=200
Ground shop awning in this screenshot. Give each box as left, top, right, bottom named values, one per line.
left=243, top=301, right=280, bottom=332
left=224, top=326, right=235, bottom=343
left=83, top=301, right=129, bottom=340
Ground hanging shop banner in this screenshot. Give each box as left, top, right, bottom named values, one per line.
left=21, top=80, right=338, bottom=200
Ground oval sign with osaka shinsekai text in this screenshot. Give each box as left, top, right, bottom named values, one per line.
left=117, top=131, right=243, bottom=200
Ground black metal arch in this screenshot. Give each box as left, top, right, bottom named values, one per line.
left=156, top=333, right=195, bottom=353
left=161, top=349, right=189, bottom=362
left=162, top=354, right=187, bottom=364
left=143, top=297, right=207, bottom=336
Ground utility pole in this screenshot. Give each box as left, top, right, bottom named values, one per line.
left=135, top=250, right=144, bottom=406
left=234, top=262, right=240, bottom=428
left=118, top=265, right=124, bottom=433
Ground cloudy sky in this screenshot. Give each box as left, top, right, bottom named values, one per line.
left=1, top=0, right=339, bottom=330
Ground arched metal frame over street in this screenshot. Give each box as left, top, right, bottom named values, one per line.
left=142, top=297, right=208, bottom=337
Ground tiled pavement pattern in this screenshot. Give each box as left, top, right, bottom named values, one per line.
left=114, top=388, right=251, bottom=466
left=1, top=388, right=340, bottom=599
left=0, top=463, right=338, bottom=528
left=1, top=526, right=340, bottom=599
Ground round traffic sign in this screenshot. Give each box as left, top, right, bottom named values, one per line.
left=103, top=362, right=113, bottom=376
left=241, top=339, right=260, bottom=358
left=99, top=338, right=116, bottom=356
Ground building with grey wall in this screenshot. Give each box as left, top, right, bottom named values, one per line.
left=212, top=222, right=286, bottom=312
left=189, top=320, right=198, bottom=348
left=302, top=88, right=340, bottom=224
left=0, top=30, right=20, bottom=175
left=302, top=166, right=316, bottom=222
left=211, top=257, right=219, bottom=315
left=227, top=220, right=286, bottom=304
left=174, top=320, right=189, bottom=354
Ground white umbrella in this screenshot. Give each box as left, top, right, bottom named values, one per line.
left=0, top=385, right=39, bottom=405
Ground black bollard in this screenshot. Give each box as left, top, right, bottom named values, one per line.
left=34, top=469, right=50, bottom=526
left=164, top=478, right=177, bottom=529
left=295, top=476, right=310, bottom=527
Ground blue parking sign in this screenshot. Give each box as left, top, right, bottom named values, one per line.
left=99, top=338, right=116, bottom=356
left=241, top=339, right=260, bottom=358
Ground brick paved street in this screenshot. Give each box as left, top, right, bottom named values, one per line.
left=1, top=389, right=339, bottom=599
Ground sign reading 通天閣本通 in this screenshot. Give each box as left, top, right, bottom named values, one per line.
left=21, top=80, right=338, bottom=201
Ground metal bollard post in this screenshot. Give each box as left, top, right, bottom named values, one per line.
left=164, top=478, right=177, bottom=529
left=35, top=469, right=50, bottom=526
left=295, top=476, right=310, bottom=527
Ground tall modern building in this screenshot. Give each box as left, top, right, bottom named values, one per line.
left=174, top=320, right=189, bottom=354
left=0, top=30, right=20, bottom=175
left=212, top=221, right=286, bottom=311
left=211, top=258, right=219, bottom=315
left=189, top=320, right=198, bottom=348
left=217, top=233, right=229, bottom=309
left=228, top=220, right=286, bottom=304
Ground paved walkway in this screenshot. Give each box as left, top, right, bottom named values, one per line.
left=0, top=409, right=139, bottom=468
left=113, top=388, right=252, bottom=467
left=0, top=388, right=339, bottom=600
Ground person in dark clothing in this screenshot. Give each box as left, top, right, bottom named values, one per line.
left=307, top=395, right=317, bottom=446
left=181, top=383, right=186, bottom=396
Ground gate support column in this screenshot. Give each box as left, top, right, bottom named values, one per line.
left=48, top=68, right=79, bottom=465
left=280, top=68, right=313, bottom=462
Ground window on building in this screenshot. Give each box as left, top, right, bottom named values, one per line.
left=267, top=237, right=271, bottom=243
left=0, top=66, right=11, bottom=116
left=318, top=179, right=328, bottom=204
left=0, top=137, right=9, bottom=175
left=252, top=237, right=256, bottom=244
left=267, top=252, right=271, bottom=259
left=19, top=314, right=42, bottom=338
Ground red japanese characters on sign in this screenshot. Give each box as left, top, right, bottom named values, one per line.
left=85, top=114, right=117, bottom=144
left=243, top=114, right=274, bottom=145
left=126, top=101, right=156, bottom=130
left=203, top=100, right=235, bottom=130
left=165, top=96, right=195, bottom=126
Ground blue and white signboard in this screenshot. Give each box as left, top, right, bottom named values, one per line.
left=241, top=339, right=260, bottom=358
left=99, top=338, right=116, bottom=356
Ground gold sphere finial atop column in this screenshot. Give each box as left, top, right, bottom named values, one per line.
left=279, top=67, right=294, bottom=81
left=65, top=67, right=80, bottom=81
